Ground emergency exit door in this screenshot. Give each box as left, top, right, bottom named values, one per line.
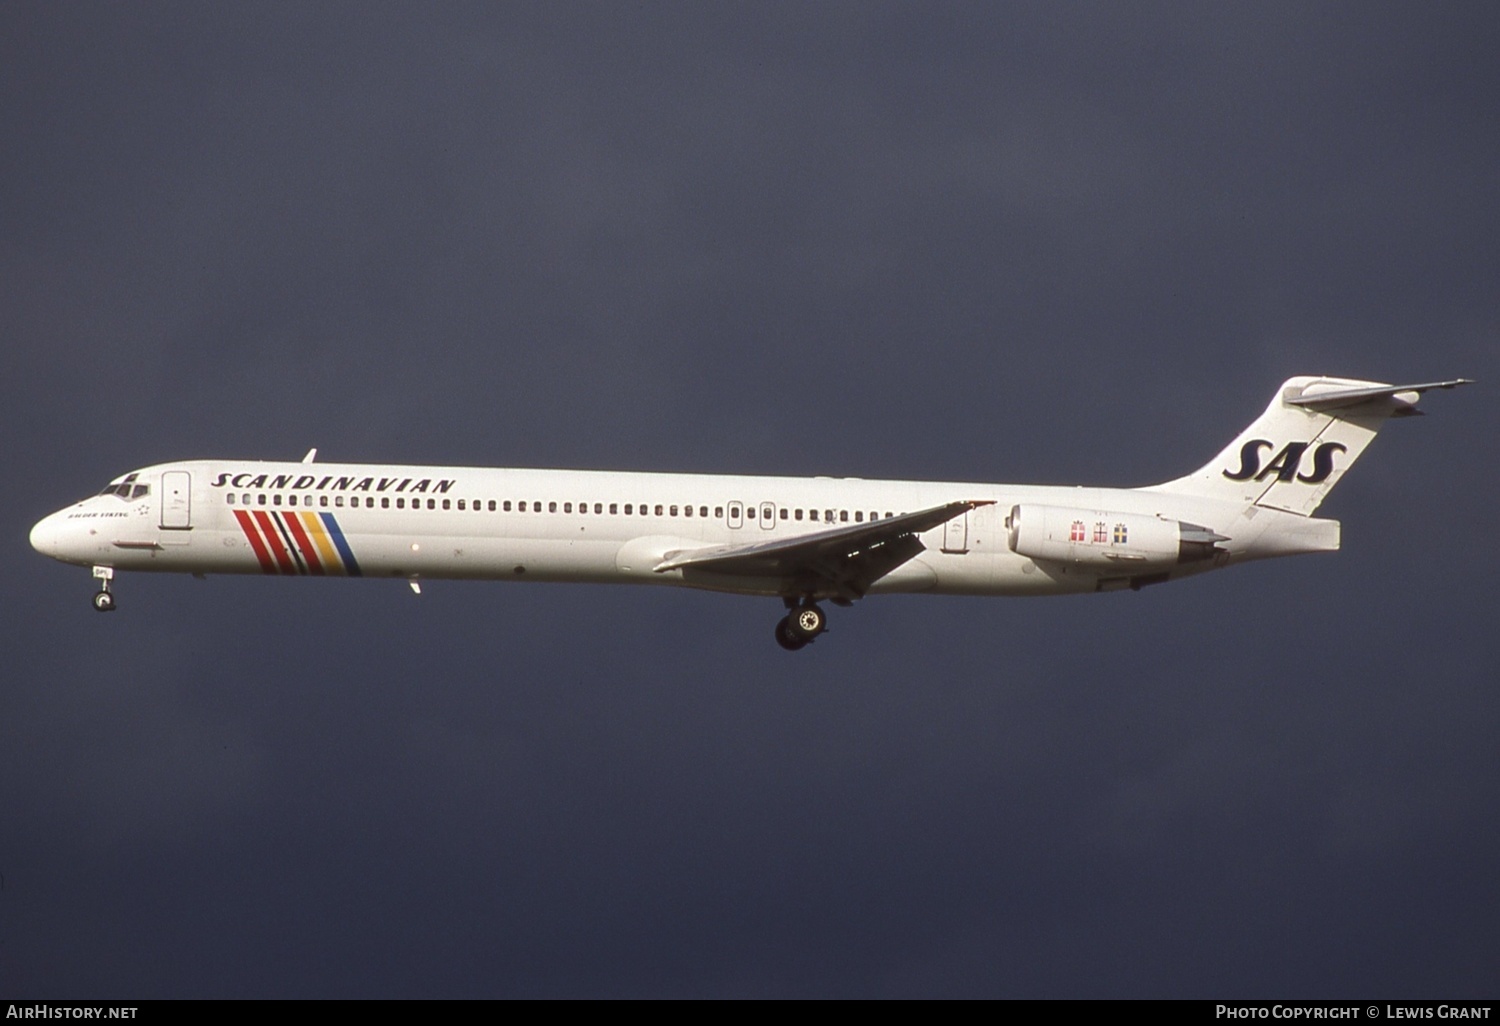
left=940, top=509, right=969, bottom=553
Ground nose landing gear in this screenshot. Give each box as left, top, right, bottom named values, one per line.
left=91, top=566, right=116, bottom=613
left=774, top=601, right=827, bottom=651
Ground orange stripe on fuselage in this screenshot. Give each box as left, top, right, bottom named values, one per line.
left=298, top=511, right=344, bottom=574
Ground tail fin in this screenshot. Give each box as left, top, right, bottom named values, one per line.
left=1154, top=376, right=1472, bottom=516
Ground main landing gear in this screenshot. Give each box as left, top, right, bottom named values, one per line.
left=91, top=566, right=116, bottom=613
left=774, top=601, right=827, bottom=651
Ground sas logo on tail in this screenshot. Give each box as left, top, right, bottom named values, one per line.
left=1222, top=440, right=1347, bottom=483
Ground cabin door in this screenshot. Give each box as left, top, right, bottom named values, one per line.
left=940, top=509, right=969, bottom=554
left=160, top=471, right=192, bottom=530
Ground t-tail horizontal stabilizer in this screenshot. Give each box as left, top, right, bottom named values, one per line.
left=1283, top=378, right=1474, bottom=416
left=1153, top=376, right=1473, bottom=516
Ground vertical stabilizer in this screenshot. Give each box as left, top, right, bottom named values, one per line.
left=1152, top=376, right=1470, bottom=516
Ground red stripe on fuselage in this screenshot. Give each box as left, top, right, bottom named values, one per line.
left=233, top=509, right=276, bottom=574
left=252, top=510, right=297, bottom=574
left=278, top=511, right=324, bottom=575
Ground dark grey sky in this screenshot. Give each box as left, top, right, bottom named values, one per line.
left=3, top=2, right=1496, bottom=997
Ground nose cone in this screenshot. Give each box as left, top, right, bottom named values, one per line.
left=30, top=511, right=63, bottom=560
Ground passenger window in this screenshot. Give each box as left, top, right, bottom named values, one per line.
left=564, top=502, right=572, bottom=513
left=624, top=504, right=632, bottom=515
left=840, top=510, right=848, bottom=522
left=855, top=511, right=863, bottom=522
left=610, top=503, right=618, bottom=515
left=714, top=507, right=723, bottom=518
left=670, top=505, right=678, bottom=517
left=273, top=494, right=281, bottom=506
left=427, top=498, right=435, bottom=510
left=595, top=503, right=603, bottom=514
left=503, top=501, right=511, bottom=511
left=381, top=497, right=390, bottom=509
left=655, top=505, right=663, bottom=516
left=226, top=493, right=235, bottom=505
left=518, top=501, right=527, bottom=512
left=319, top=496, right=328, bottom=508
left=458, top=499, right=466, bottom=510
left=549, top=502, right=557, bottom=513
left=397, top=498, right=405, bottom=509
left=288, top=495, right=297, bottom=507
left=684, top=505, right=693, bottom=518
left=780, top=508, right=788, bottom=520
left=335, top=496, right=343, bottom=507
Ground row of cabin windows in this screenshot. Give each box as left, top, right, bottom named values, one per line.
left=223, top=491, right=898, bottom=523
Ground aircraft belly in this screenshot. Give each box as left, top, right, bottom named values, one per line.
left=164, top=526, right=628, bottom=583
left=963, top=552, right=1095, bottom=597
left=923, top=548, right=1002, bottom=596
left=352, top=534, right=624, bottom=583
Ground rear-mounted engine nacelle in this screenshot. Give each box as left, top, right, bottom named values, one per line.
left=1005, top=505, right=1226, bottom=569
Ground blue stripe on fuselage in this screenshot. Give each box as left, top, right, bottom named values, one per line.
left=318, top=513, right=362, bottom=576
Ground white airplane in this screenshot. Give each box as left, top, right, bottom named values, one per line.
left=30, top=375, right=1470, bottom=649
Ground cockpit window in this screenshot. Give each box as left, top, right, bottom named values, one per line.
left=99, top=472, right=150, bottom=500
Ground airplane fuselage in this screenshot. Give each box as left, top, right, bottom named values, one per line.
left=30, top=458, right=1324, bottom=597
left=29, top=376, right=1468, bottom=648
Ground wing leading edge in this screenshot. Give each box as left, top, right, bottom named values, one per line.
left=654, top=500, right=993, bottom=603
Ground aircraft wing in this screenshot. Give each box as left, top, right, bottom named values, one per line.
left=653, top=500, right=992, bottom=602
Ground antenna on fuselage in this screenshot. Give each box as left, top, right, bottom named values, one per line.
left=302, top=448, right=317, bottom=464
